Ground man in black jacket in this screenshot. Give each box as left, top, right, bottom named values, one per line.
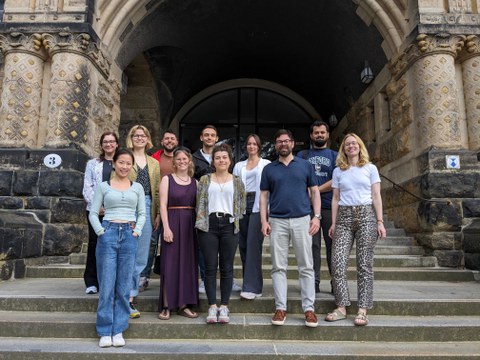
left=192, top=125, right=218, bottom=180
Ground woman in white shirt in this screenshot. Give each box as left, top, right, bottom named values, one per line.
left=325, top=133, right=386, bottom=326
left=233, top=134, right=270, bottom=300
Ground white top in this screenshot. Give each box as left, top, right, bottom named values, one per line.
left=232, top=158, right=271, bottom=213
left=245, top=168, right=258, bottom=192
left=332, top=163, right=381, bottom=206
left=208, top=180, right=234, bottom=216
left=201, top=149, right=212, bottom=165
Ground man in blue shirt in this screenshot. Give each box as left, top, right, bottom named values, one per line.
left=260, top=129, right=321, bottom=328
left=297, top=120, right=338, bottom=294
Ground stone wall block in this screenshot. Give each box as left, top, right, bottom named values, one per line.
left=22, top=228, right=43, bottom=258
left=417, top=200, right=462, bottom=232
left=421, top=173, right=477, bottom=198
left=0, top=149, right=27, bottom=169
left=25, top=210, right=50, bottom=223
left=13, top=170, right=39, bottom=195
left=385, top=203, right=420, bottom=233
left=0, top=196, right=23, bottom=209
left=38, top=171, right=83, bottom=197
left=51, top=198, right=86, bottom=224
left=25, top=196, right=51, bottom=209
left=463, top=219, right=480, bottom=253
left=433, top=250, right=464, bottom=268
left=43, top=223, right=86, bottom=256
left=25, top=149, right=89, bottom=172
left=0, top=171, right=13, bottom=195
left=13, top=259, right=26, bottom=278
left=0, top=228, right=23, bottom=259
left=463, top=199, right=480, bottom=218
left=415, top=232, right=462, bottom=250
left=464, top=253, right=480, bottom=270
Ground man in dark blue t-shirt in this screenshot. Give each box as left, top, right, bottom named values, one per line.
left=260, top=129, right=321, bottom=328
left=297, top=120, right=338, bottom=294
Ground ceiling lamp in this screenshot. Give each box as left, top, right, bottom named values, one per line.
left=361, top=61, right=374, bottom=84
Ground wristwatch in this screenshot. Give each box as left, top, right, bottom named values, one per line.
left=314, top=214, right=322, bottom=220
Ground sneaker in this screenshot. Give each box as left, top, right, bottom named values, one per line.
left=129, top=302, right=141, bottom=319
left=99, top=336, right=112, bottom=348
left=206, top=306, right=218, bottom=324
left=85, top=286, right=98, bottom=294
left=218, top=306, right=230, bottom=323
left=198, top=280, right=206, bottom=294
left=231, top=281, right=242, bottom=292
left=112, top=332, right=125, bottom=347
left=315, top=284, right=321, bottom=294
left=240, top=291, right=262, bottom=300
left=138, top=277, right=149, bottom=292
left=304, top=310, right=318, bottom=328
left=271, top=309, right=287, bottom=326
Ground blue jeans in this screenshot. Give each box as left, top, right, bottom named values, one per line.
left=96, top=221, right=138, bottom=336
left=131, top=195, right=152, bottom=298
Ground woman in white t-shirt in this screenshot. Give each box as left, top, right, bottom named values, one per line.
left=325, top=133, right=386, bottom=326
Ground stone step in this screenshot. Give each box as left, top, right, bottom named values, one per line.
left=0, top=310, right=478, bottom=343
left=25, top=264, right=476, bottom=281
left=2, top=278, right=479, bottom=316
left=1, top=338, right=479, bottom=359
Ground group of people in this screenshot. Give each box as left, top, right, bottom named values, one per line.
left=82, top=121, right=386, bottom=348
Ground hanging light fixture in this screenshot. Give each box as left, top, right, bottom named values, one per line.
left=360, top=60, right=375, bottom=84
left=328, top=113, right=338, bottom=127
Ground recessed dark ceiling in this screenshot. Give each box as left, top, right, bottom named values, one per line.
left=117, top=0, right=388, bottom=123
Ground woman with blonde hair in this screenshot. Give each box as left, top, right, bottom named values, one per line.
left=126, top=125, right=161, bottom=318
left=325, top=133, right=386, bottom=326
left=158, top=147, right=199, bottom=320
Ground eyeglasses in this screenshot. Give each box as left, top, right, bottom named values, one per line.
left=275, top=139, right=292, bottom=145
left=345, top=141, right=358, bottom=147
left=102, top=140, right=116, bottom=144
left=132, top=134, right=147, bottom=139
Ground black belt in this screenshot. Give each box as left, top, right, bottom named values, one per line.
left=246, top=192, right=256, bottom=196
left=210, top=212, right=232, bottom=218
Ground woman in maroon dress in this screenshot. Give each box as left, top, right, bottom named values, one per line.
left=158, top=147, right=199, bottom=319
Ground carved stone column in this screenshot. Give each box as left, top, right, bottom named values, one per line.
left=410, top=34, right=469, bottom=151
left=459, top=35, right=480, bottom=150
left=0, top=33, right=46, bottom=147
left=42, top=32, right=120, bottom=154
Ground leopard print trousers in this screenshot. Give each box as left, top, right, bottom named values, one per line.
left=331, top=205, right=378, bottom=309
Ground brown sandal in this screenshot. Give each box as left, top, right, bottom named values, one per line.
left=158, top=307, right=170, bottom=320
left=178, top=307, right=198, bottom=318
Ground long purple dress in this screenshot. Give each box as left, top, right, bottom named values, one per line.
left=158, top=174, right=199, bottom=311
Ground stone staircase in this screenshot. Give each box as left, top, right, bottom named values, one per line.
left=0, top=221, right=479, bottom=359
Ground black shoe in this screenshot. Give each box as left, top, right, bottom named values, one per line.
left=330, top=280, right=334, bottom=294
left=315, top=284, right=320, bottom=293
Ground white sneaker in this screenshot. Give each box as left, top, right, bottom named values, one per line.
left=112, top=332, right=125, bottom=347
left=99, top=336, right=112, bottom=348
left=218, top=306, right=230, bottom=323
left=198, top=281, right=206, bottom=294
left=85, top=286, right=98, bottom=294
left=240, top=291, right=262, bottom=300
left=206, top=306, right=218, bottom=324
left=231, top=281, right=242, bottom=292
left=138, top=277, right=149, bottom=292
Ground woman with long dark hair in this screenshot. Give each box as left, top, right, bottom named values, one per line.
left=89, top=148, right=146, bottom=347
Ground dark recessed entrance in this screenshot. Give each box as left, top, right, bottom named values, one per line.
left=180, top=87, right=314, bottom=160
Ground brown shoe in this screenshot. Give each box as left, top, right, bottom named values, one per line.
left=305, top=310, right=318, bottom=328
left=271, top=309, right=287, bottom=325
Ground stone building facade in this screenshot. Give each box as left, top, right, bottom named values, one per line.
left=0, top=0, right=479, bottom=279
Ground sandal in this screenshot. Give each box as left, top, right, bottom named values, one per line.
left=177, top=307, right=198, bottom=318
left=354, top=312, right=368, bottom=326
left=158, top=307, right=170, bottom=320
left=325, top=308, right=347, bottom=322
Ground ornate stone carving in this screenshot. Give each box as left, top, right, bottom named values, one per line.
left=460, top=35, right=480, bottom=150
left=42, top=32, right=111, bottom=79
left=0, top=33, right=46, bottom=147
left=411, top=52, right=468, bottom=149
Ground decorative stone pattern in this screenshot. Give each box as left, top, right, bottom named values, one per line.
left=0, top=33, right=46, bottom=147
left=3, top=0, right=89, bottom=23
left=459, top=35, right=480, bottom=150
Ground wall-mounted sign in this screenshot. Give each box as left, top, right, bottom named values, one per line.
left=446, top=155, right=460, bottom=169
left=43, top=153, right=62, bottom=168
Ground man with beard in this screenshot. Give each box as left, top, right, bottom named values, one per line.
left=260, top=129, right=321, bottom=328
left=140, top=129, right=179, bottom=290
left=297, top=120, right=338, bottom=294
